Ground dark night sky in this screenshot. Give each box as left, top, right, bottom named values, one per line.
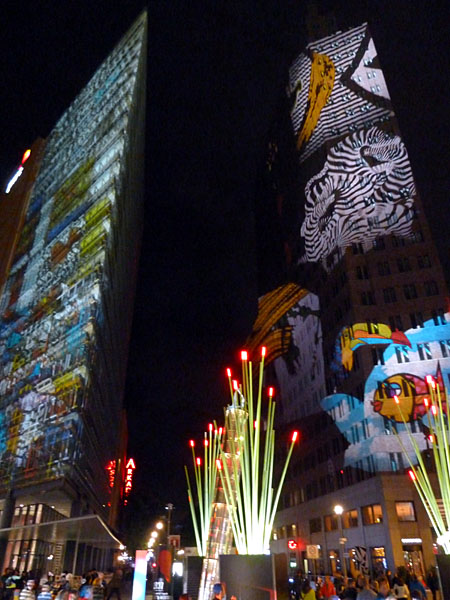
left=1, top=1, right=449, bottom=534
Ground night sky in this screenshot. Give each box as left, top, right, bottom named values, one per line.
left=1, top=1, right=449, bottom=537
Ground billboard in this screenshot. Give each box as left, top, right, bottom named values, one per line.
left=286, top=23, right=416, bottom=265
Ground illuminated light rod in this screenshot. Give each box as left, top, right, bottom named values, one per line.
left=392, top=377, right=450, bottom=554
left=5, top=149, right=31, bottom=194
left=217, top=346, right=299, bottom=554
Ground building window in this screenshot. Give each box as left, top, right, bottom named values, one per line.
left=417, top=255, right=431, bottom=268
left=361, top=291, right=375, bottom=305
left=440, top=340, right=450, bottom=358
left=357, top=265, right=369, bottom=279
left=352, top=243, right=364, bottom=255
left=324, top=514, right=339, bottom=531
left=362, top=504, right=383, bottom=525
left=392, top=236, right=405, bottom=248
left=410, top=312, right=424, bottom=328
left=377, top=261, right=390, bottom=276
left=309, top=517, right=322, bottom=534
left=411, top=230, right=424, bottom=243
left=396, top=501, right=416, bottom=521
left=389, top=315, right=403, bottom=331
left=371, top=547, right=388, bottom=570
left=432, top=309, right=446, bottom=326
left=403, top=284, right=418, bottom=300
left=397, top=257, right=411, bottom=272
left=424, top=280, right=439, bottom=296
left=417, top=343, right=432, bottom=361
left=383, top=287, right=397, bottom=303
left=373, top=238, right=386, bottom=251
left=343, top=509, right=358, bottom=528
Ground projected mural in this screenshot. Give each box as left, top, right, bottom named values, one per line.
left=288, top=23, right=417, bottom=264
left=322, top=315, right=450, bottom=472
left=0, top=16, right=147, bottom=489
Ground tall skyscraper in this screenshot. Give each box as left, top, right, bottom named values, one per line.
left=0, top=12, right=147, bottom=574
left=259, top=22, right=449, bottom=577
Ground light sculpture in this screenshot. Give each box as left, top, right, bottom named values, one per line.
left=185, top=425, right=224, bottom=556
left=216, top=347, right=299, bottom=555
left=392, top=378, right=450, bottom=554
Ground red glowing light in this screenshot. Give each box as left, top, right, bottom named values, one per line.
left=106, top=460, right=116, bottom=488
left=408, top=469, right=416, bottom=481
left=204, top=439, right=209, bottom=447
left=288, top=539, right=297, bottom=550
left=426, top=375, right=436, bottom=389
left=291, top=431, right=299, bottom=443
left=429, top=435, right=434, bottom=443
left=208, top=423, right=213, bottom=432
left=226, top=368, right=232, bottom=377
left=254, top=420, right=257, bottom=429
left=431, top=406, right=438, bottom=415
left=233, top=380, right=239, bottom=391
left=21, top=149, right=31, bottom=164
left=241, top=350, right=248, bottom=361
left=268, top=387, right=274, bottom=398
left=219, top=427, right=223, bottom=435
left=196, top=457, right=201, bottom=466
left=124, top=457, right=136, bottom=497
left=394, top=395, right=399, bottom=404
left=189, top=440, right=195, bottom=447
left=126, top=458, right=136, bottom=469
left=261, top=346, right=266, bottom=357
left=424, top=398, right=429, bottom=407
left=216, top=459, right=222, bottom=470
left=152, top=563, right=157, bottom=569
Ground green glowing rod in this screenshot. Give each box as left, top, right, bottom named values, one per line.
left=392, top=375, right=450, bottom=554
left=185, top=425, right=224, bottom=556
left=216, top=347, right=298, bottom=555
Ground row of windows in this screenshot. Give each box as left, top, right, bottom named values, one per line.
left=275, top=501, right=416, bottom=540
left=361, top=280, right=439, bottom=306
left=352, top=231, right=424, bottom=256
left=356, top=254, right=432, bottom=280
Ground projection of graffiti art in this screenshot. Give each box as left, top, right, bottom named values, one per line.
left=300, top=127, right=416, bottom=263
left=289, top=23, right=393, bottom=162
left=322, top=316, right=450, bottom=472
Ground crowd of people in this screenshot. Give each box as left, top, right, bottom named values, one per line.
left=291, top=566, right=440, bottom=600
left=0, top=568, right=131, bottom=600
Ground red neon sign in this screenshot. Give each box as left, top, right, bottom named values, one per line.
left=124, top=458, right=136, bottom=497
left=106, top=460, right=116, bottom=488
left=288, top=539, right=297, bottom=550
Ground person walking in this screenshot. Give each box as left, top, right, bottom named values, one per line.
left=392, top=578, right=410, bottom=600
left=106, top=569, right=123, bottom=600
left=301, top=580, right=316, bottom=600
left=356, top=576, right=376, bottom=600
left=375, top=577, right=395, bottom=600
left=320, top=576, right=336, bottom=599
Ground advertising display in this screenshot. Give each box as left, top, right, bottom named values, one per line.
left=0, top=14, right=147, bottom=490
left=286, top=23, right=416, bottom=265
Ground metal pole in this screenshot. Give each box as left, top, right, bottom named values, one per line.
left=339, top=515, right=347, bottom=580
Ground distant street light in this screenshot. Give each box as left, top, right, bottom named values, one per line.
left=156, top=521, right=164, bottom=530
left=151, top=531, right=158, bottom=538
left=334, top=504, right=347, bottom=579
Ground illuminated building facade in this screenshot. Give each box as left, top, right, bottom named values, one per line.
left=0, top=12, right=147, bottom=574
left=262, top=23, right=449, bottom=577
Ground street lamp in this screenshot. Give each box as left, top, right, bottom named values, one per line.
left=334, top=504, right=347, bottom=579
left=156, top=521, right=164, bottom=530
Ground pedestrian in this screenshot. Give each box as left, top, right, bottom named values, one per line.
left=106, top=569, right=122, bottom=600
left=375, top=577, right=395, bottom=600
left=19, top=581, right=36, bottom=600
left=425, top=568, right=438, bottom=600
left=392, top=578, right=409, bottom=600
left=356, top=576, right=376, bottom=600
left=407, top=575, right=425, bottom=600
left=212, top=583, right=223, bottom=600
left=320, top=576, right=336, bottom=599
left=37, top=584, right=52, bottom=600
left=301, top=580, right=316, bottom=600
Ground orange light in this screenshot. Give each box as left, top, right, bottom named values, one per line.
left=394, top=395, right=399, bottom=404
left=291, top=431, right=299, bottom=443
left=241, top=350, right=248, bottom=361
left=429, top=435, right=434, bottom=443
left=196, top=457, right=201, bottom=466
left=226, top=368, right=232, bottom=377
left=261, top=346, right=266, bottom=357
left=21, top=149, right=31, bottom=164
left=268, top=387, right=274, bottom=398
left=233, top=380, right=239, bottom=391
left=408, top=469, right=416, bottom=481
left=189, top=439, right=195, bottom=447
